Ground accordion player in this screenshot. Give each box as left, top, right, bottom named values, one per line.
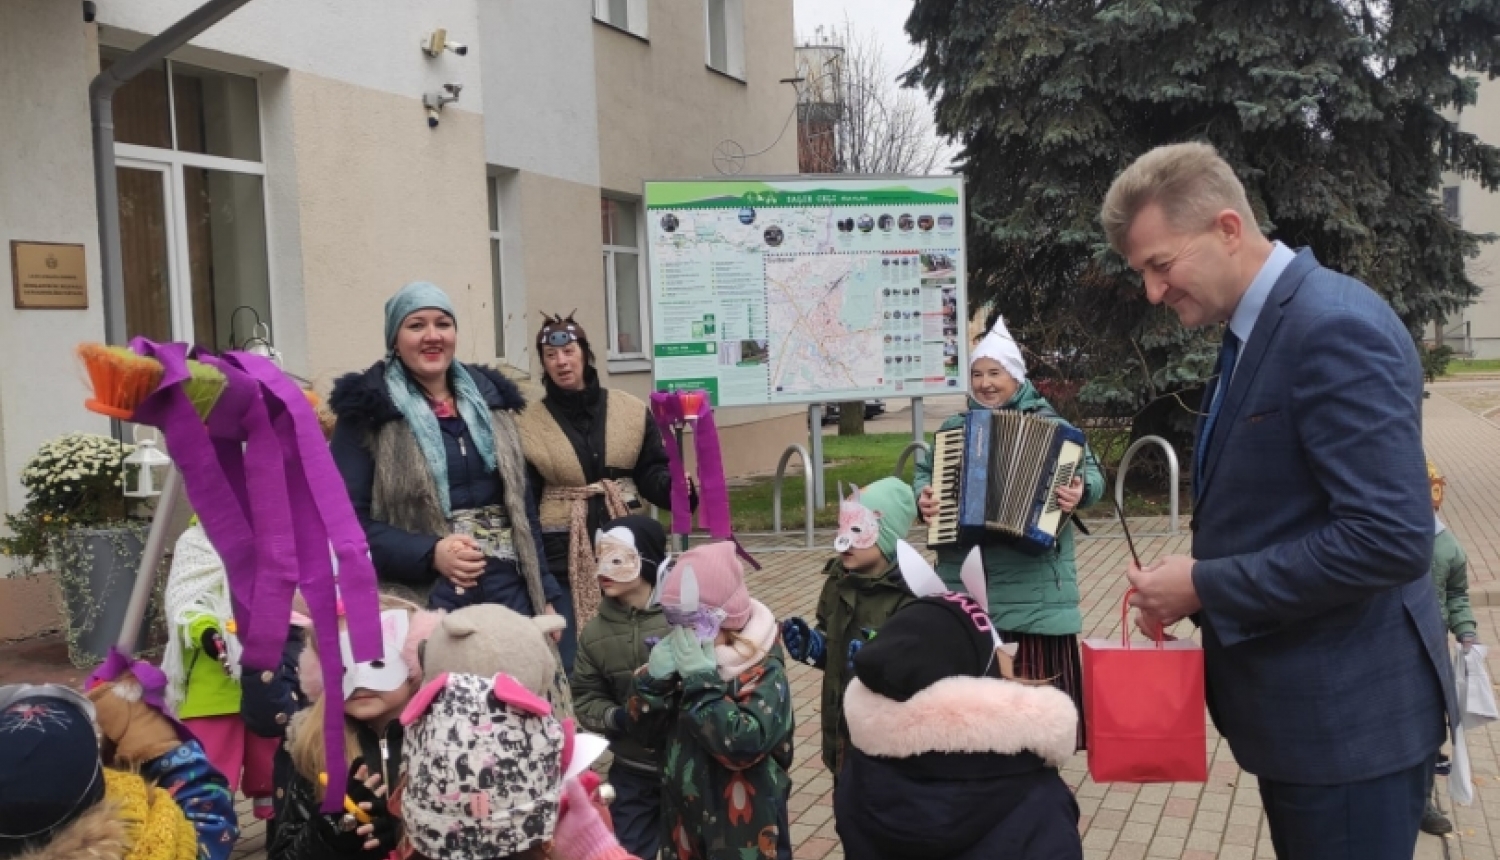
left=926, top=409, right=1087, bottom=554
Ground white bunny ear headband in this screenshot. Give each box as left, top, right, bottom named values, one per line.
left=895, top=540, right=1016, bottom=656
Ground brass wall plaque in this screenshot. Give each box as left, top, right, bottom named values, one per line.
left=11, top=241, right=88, bottom=310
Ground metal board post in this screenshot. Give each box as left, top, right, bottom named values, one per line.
left=911, top=396, right=924, bottom=444
left=808, top=403, right=826, bottom=508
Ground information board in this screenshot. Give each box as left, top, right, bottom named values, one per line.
left=644, top=176, right=967, bottom=407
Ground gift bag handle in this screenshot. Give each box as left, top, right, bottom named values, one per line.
left=1121, top=587, right=1167, bottom=650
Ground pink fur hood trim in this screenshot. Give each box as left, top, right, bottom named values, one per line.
left=844, top=675, right=1078, bottom=768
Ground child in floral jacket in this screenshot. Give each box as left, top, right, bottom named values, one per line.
left=629, top=542, right=794, bottom=860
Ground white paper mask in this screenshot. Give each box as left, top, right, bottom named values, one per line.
left=595, top=527, right=643, bottom=583
left=339, top=609, right=411, bottom=698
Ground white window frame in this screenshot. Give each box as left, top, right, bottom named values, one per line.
left=594, top=0, right=649, bottom=40
left=110, top=54, right=272, bottom=348
left=704, top=0, right=746, bottom=80
left=602, top=196, right=651, bottom=369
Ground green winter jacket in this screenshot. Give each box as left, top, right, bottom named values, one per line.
left=812, top=557, right=916, bottom=774
left=176, top=612, right=242, bottom=719
left=913, top=382, right=1105, bottom=636
left=1432, top=525, right=1477, bottom=639
left=630, top=643, right=794, bottom=859
left=572, top=596, right=672, bottom=772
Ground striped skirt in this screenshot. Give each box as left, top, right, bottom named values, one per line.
left=996, top=629, right=1087, bottom=751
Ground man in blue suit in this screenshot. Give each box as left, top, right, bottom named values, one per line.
left=1100, top=142, right=1455, bottom=859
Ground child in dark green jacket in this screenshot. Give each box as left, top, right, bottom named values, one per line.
left=630, top=541, right=795, bottom=860
left=573, top=515, right=673, bottom=859
left=781, top=477, right=919, bottom=776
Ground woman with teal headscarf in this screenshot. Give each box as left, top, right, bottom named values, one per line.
left=329, top=282, right=564, bottom=621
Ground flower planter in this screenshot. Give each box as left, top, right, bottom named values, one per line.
left=58, top=525, right=152, bottom=665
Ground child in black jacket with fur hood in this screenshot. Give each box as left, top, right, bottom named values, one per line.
left=834, top=545, right=1083, bottom=860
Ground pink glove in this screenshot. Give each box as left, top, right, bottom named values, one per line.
left=553, top=779, right=634, bottom=860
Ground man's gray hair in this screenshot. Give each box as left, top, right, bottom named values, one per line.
left=1100, top=142, right=1259, bottom=255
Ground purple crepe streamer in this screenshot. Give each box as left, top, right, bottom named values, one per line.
left=128, top=340, right=269, bottom=657
left=648, top=391, right=759, bottom=570
left=234, top=353, right=381, bottom=812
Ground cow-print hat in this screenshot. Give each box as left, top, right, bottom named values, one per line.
left=398, top=672, right=568, bottom=859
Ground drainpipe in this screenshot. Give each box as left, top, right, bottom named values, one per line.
left=90, top=0, right=257, bottom=345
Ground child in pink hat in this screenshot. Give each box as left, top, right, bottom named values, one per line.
left=630, top=541, right=794, bottom=859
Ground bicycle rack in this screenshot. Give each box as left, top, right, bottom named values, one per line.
left=1113, top=435, right=1180, bottom=535
left=893, top=440, right=931, bottom=479
left=772, top=444, right=816, bottom=548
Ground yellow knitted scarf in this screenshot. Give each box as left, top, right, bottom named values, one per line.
left=103, top=769, right=198, bottom=860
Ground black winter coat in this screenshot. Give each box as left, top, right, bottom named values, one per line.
left=834, top=675, right=1083, bottom=860
left=269, top=720, right=405, bottom=860
left=329, top=362, right=561, bottom=613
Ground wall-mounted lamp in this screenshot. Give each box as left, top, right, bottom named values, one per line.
left=422, top=29, right=468, bottom=58
left=423, top=83, right=463, bottom=128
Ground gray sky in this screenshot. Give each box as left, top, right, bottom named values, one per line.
left=793, top=0, right=921, bottom=85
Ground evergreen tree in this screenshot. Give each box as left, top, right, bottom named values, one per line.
left=904, top=0, right=1500, bottom=443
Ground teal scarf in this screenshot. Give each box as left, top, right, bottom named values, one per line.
left=383, top=359, right=499, bottom=516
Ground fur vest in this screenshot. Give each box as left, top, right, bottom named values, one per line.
left=518, top=388, right=648, bottom=530
left=328, top=361, right=549, bottom=614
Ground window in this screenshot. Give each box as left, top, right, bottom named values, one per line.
left=103, top=48, right=271, bottom=353
left=1443, top=185, right=1461, bottom=223
left=594, top=0, right=649, bottom=39
left=488, top=175, right=507, bottom=358
left=601, top=197, right=648, bottom=361
left=705, top=0, right=746, bottom=79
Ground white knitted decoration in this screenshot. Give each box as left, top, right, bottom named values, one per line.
left=161, top=525, right=242, bottom=713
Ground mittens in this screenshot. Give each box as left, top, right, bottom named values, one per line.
left=780, top=617, right=826, bottom=669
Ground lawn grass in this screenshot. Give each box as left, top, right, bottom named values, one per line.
left=720, top=429, right=1189, bottom=534
left=1443, top=358, right=1500, bottom=375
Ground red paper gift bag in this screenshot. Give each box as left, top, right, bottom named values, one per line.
left=1082, top=589, right=1207, bottom=783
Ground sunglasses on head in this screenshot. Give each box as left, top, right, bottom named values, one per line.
left=539, top=330, right=579, bottom=347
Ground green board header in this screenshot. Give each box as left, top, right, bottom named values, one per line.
left=645, top=180, right=959, bottom=210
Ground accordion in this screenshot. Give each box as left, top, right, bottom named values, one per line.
left=926, top=409, right=1087, bottom=554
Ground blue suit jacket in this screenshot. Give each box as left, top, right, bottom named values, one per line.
left=1191, top=249, right=1455, bottom=785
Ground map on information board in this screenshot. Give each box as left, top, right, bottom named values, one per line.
left=644, top=177, right=967, bottom=408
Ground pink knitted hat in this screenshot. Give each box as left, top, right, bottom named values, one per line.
left=659, top=541, right=751, bottom=630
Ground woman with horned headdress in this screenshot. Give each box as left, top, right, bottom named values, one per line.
left=518, top=312, right=681, bottom=673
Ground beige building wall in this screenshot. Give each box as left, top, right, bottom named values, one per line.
left=280, top=71, right=496, bottom=384
left=1449, top=84, right=1500, bottom=358
left=591, top=0, right=807, bottom=475
left=594, top=1, right=798, bottom=194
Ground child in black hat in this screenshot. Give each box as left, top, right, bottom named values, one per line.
left=0, top=681, right=236, bottom=860
left=834, top=544, right=1083, bottom=860
left=571, top=515, right=673, bottom=859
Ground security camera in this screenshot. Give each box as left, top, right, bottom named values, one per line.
left=422, top=29, right=469, bottom=58
left=426, top=107, right=441, bottom=129
left=82, top=0, right=96, bottom=22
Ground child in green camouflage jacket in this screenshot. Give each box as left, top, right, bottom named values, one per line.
left=629, top=541, right=794, bottom=860
left=780, top=478, right=919, bottom=776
